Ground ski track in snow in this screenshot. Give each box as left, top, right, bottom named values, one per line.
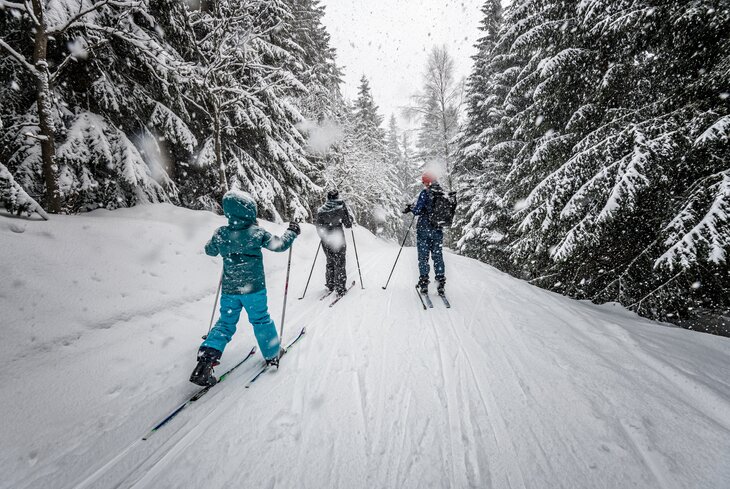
left=1, top=205, right=729, bottom=489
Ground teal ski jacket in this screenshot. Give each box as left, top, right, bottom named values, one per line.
left=205, top=190, right=296, bottom=295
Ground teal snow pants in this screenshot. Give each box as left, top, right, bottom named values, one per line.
left=200, top=289, right=280, bottom=360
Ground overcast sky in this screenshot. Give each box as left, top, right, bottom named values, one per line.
left=320, top=0, right=485, bottom=131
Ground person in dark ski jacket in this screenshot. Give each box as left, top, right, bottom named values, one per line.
left=190, top=190, right=301, bottom=387
left=316, top=188, right=353, bottom=296
left=403, top=172, right=446, bottom=294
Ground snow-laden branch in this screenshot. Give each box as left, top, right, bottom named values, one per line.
left=48, top=0, right=141, bottom=35
left=76, top=22, right=181, bottom=71
left=0, top=0, right=25, bottom=11
left=0, top=162, right=49, bottom=220
left=50, top=39, right=110, bottom=83
left=0, top=39, right=39, bottom=77
left=656, top=170, right=730, bottom=269
left=628, top=269, right=685, bottom=313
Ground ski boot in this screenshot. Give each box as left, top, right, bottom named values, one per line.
left=190, top=346, right=221, bottom=387
left=265, top=347, right=287, bottom=369
left=417, top=275, right=429, bottom=294
left=436, top=275, right=446, bottom=295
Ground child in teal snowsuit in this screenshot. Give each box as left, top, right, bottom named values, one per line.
left=190, top=190, right=300, bottom=387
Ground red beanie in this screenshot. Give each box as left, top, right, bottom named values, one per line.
left=422, top=172, right=437, bottom=187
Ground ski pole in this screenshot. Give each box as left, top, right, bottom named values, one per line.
left=298, top=241, right=322, bottom=300
left=351, top=228, right=364, bottom=289
left=203, top=270, right=223, bottom=340
left=382, top=216, right=416, bottom=290
left=279, top=244, right=294, bottom=342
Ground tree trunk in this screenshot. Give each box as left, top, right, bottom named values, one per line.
left=32, top=0, right=60, bottom=213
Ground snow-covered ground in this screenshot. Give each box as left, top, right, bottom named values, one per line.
left=1, top=204, right=729, bottom=489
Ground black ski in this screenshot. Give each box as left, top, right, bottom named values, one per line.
left=143, top=345, right=257, bottom=440
left=438, top=293, right=451, bottom=308
left=415, top=285, right=434, bottom=309
left=245, top=327, right=306, bottom=387
left=329, top=280, right=356, bottom=307
left=319, top=289, right=334, bottom=301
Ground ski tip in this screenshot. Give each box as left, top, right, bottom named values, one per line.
left=381, top=286, right=387, bottom=290
left=250, top=346, right=257, bottom=354
left=301, top=327, right=307, bottom=334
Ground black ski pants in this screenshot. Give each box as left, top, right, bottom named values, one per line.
left=323, top=241, right=347, bottom=294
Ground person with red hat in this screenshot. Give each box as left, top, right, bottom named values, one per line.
left=402, top=171, right=452, bottom=295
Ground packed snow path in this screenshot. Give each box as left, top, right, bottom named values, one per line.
left=1, top=205, right=729, bottom=489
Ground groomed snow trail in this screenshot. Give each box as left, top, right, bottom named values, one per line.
left=1, top=205, right=729, bottom=489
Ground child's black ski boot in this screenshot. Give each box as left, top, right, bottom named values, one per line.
left=265, top=346, right=286, bottom=369
left=190, top=346, right=221, bottom=386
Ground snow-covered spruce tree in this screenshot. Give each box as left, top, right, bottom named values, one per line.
left=527, top=1, right=728, bottom=325
left=281, top=0, right=349, bottom=212
left=324, top=77, right=400, bottom=238
left=0, top=162, right=49, bottom=219
left=386, top=115, right=420, bottom=244
left=283, top=0, right=342, bottom=123
left=0, top=0, right=194, bottom=213
left=460, top=0, right=729, bottom=331
left=453, top=0, right=514, bottom=269
left=177, top=0, right=318, bottom=222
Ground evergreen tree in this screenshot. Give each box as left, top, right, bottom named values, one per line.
left=0, top=161, right=48, bottom=219
left=284, top=0, right=343, bottom=122
left=456, top=0, right=730, bottom=332
left=324, top=77, right=400, bottom=238
left=1, top=0, right=345, bottom=221
left=454, top=0, right=512, bottom=268
left=387, top=115, right=419, bottom=243
left=179, top=0, right=318, bottom=221
left=282, top=0, right=346, bottom=207
left=0, top=0, right=193, bottom=212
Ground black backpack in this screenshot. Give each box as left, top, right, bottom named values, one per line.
left=428, top=187, right=457, bottom=228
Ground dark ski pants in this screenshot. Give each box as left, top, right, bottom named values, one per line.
left=323, top=242, right=347, bottom=293
left=417, top=226, right=445, bottom=278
